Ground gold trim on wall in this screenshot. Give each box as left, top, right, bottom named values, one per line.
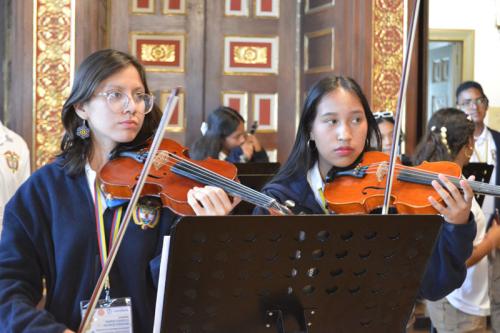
left=429, top=29, right=475, bottom=81
left=371, top=0, right=404, bottom=112
left=33, top=0, right=74, bottom=168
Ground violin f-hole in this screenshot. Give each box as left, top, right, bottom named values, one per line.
left=362, top=186, right=385, bottom=194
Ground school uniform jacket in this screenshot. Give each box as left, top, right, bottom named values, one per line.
left=253, top=172, right=477, bottom=301
left=0, top=159, right=177, bottom=332
left=227, top=146, right=269, bottom=163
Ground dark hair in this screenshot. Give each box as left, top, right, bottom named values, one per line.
left=190, top=106, right=245, bottom=160
left=58, top=49, right=161, bottom=176
left=456, top=80, right=488, bottom=103
left=413, top=108, right=475, bottom=165
left=270, top=76, right=381, bottom=184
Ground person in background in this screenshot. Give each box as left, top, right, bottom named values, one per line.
left=0, top=120, right=30, bottom=234
left=190, top=106, right=268, bottom=163
left=373, top=111, right=395, bottom=153
left=414, top=108, right=500, bottom=333
left=457, top=80, right=500, bottom=333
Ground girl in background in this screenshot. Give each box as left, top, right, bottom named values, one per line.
left=414, top=108, right=500, bottom=333
left=190, top=106, right=268, bottom=163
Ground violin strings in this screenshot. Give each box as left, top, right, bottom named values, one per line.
left=148, top=151, right=276, bottom=208
left=358, top=162, right=500, bottom=196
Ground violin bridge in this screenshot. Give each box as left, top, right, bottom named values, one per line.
left=376, top=163, right=388, bottom=183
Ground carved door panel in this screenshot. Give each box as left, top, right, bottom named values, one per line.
left=204, top=0, right=298, bottom=162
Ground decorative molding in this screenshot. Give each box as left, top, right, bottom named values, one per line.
left=224, top=35, right=279, bottom=75
left=371, top=0, right=404, bottom=112
left=221, top=91, right=249, bottom=121
left=304, top=28, right=335, bottom=73
left=224, top=0, right=250, bottom=17
left=33, top=0, right=74, bottom=168
left=254, top=0, right=279, bottom=18
left=304, top=0, right=335, bottom=14
left=130, top=32, right=185, bottom=72
left=160, top=90, right=185, bottom=132
left=131, top=0, right=155, bottom=14
left=429, top=29, right=475, bottom=82
left=162, top=0, right=186, bottom=15
left=253, top=93, right=278, bottom=132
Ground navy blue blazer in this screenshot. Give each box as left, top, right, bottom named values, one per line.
left=0, top=159, right=177, bottom=332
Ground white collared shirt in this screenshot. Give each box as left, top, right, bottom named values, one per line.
left=306, top=162, right=328, bottom=213
left=0, top=121, right=30, bottom=234
left=470, top=127, right=497, bottom=219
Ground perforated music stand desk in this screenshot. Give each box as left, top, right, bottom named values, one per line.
left=157, top=215, right=443, bottom=333
left=462, top=162, right=494, bottom=206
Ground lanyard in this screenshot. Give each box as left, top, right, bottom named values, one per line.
left=93, top=180, right=123, bottom=298
left=317, top=188, right=329, bottom=214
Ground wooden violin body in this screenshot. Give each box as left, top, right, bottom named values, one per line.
left=99, top=138, right=292, bottom=216
left=99, top=139, right=238, bottom=216
left=324, top=151, right=462, bottom=215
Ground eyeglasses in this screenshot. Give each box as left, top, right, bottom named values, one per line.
left=373, top=111, right=394, bottom=120
left=96, top=90, right=155, bottom=114
left=458, top=97, right=488, bottom=109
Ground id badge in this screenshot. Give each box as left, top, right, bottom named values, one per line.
left=80, top=297, right=133, bottom=333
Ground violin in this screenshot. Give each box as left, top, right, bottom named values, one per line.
left=98, top=138, right=292, bottom=216
left=324, top=151, right=500, bottom=215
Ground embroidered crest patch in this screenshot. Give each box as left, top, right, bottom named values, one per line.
left=132, top=197, right=161, bottom=229
left=4, top=151, right=19, bottom=173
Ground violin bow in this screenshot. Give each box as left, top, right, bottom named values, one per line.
left=381, top=0, right=421, bottom=214
left=78, top=89, right=179, bottom=333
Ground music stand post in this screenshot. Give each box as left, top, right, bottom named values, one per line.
left=156, top=215, right=443, bottom=333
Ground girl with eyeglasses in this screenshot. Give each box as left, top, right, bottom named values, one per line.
left=0, top=49, right=237, bottom=333
left=254, top=76, right=476, bottom=301
left=414, top=108, right=500, bottom=332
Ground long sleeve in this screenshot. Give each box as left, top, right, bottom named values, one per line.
left=419, top=214, right=476, bottom=301
left=0, top=210, right=66, bottom=333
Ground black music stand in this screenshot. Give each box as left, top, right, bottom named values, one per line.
left=154, top=215, right=443, bottom=333
left=232, top=162, right=280, bottom=214
left=462, top=162, right=494, bottom=206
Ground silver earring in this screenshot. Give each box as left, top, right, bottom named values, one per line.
left=76, top=120, right=90, bottom=139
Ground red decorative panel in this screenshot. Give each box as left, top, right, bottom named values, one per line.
left=131, top=0, right=155, bottom=14
left=231, top=0, right=241, bottom=10
left=160, top=90, right=185, bottom=132
left=253, top=93, right=277, bottom=132
left=224, top=36, right=278, bottom=75
left=225, top=0, right=249, bottom=16
left=163, top=0, right=186, bottom=15
left=255, top=0, right=279, bottom=17
left=222, top=91, right=248, bottom=120
left=131, top=33, right=185, bottom=72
